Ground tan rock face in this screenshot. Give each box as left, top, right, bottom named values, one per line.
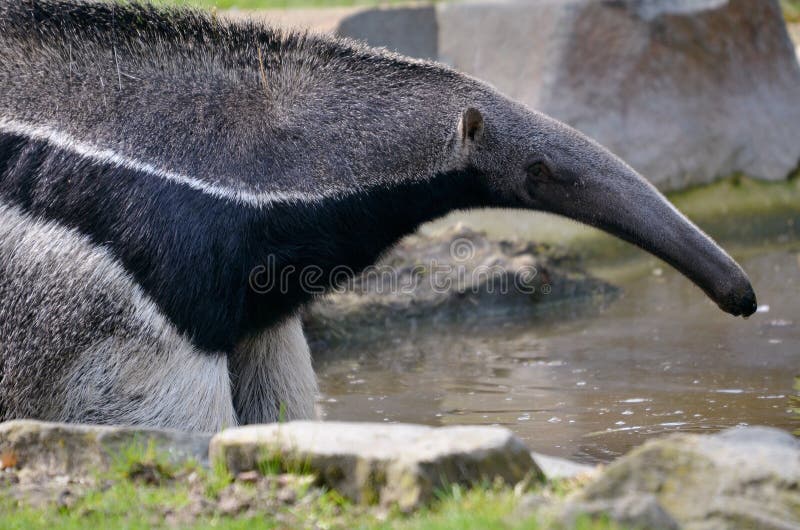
left=209, top=421, right=542, bottom=509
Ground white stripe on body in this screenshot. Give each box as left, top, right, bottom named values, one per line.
left=0, top=118, right=328, bottom=207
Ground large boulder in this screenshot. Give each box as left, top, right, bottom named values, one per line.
left=336, top=6, right=438, bottom=59
left=335, top=0, right=800, bottom=190
left=558, top=426, right=800, bottom=529
left=210, top=421, right=541, bottom=510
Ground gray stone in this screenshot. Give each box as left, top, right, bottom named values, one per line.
left=0, top=419, right=211, bottom=477
left=561, top=426, right=800, bottom=530
left=561, top=494, right=681, bottom=530
left=437, top=0, right=800, bottom=190
left=209, top=420, right=542, bottom=509
left=305, top=224, right=616, bottom=337
left=253, top=5, right=440, bottom=59
left=336, top=6, right=438, bottom=60
left=530, top=451, right=598, bottom=481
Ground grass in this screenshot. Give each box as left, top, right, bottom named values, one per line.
left=0, top=489, right=626, bottom=530
left=0, top=484, right=626, bottom=530
left=0, top=442, right=627, bottom=530
left=783, top=0, right=800, bottom=22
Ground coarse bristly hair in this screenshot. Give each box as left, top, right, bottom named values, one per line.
left=0, top=0, right=497, bottom=352
left=0, top=0, right=501, bottom=428
left=0, top=1, right=757, bottom=430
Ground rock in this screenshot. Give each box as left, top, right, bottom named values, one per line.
left=336, top=0, right=800, bottom=190
left=335, top=7, right=438, bottom=59
left=236, top=470, right=261, bottom=484
left=561, top=494, right=681, bottom=530
left=209, top=421, right=542, bottom=510
left=0, top=419, right=211, bottom=477
left=217, top=484, right=253, bottom=516
left=439, top=0, right=800, bottom=190
left=560, top=426, right=800, bottom=530
left=304, top=224, right=616, bottom=337
left=530, top=452, right=598, bottom=481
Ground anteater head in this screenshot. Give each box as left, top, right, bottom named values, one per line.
left=443, top=102, right=756, bottom=318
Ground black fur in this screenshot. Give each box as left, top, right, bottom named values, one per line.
left=0, top=129, right=491, bottom=351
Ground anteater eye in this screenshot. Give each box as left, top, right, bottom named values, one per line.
left=527, top=161, right=551, bottom=179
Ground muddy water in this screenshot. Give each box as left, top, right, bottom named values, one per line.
left=313, top=187, right=800, bottom=464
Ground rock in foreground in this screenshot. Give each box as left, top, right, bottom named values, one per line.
left=210, top=421, right=542, bottom=510
left=2, top=419, right=799, bottom=528
left=530, top=451, right=597, bottom=481
left=559, top=426, right=800, bottom=530
left=0, top=419, right=209, bottom=477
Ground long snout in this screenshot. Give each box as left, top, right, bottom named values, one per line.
left=538, top=151, right=757, bottom=317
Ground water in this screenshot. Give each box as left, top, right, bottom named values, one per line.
left=313, top=208, right=800, bottom=464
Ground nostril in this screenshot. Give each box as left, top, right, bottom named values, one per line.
left=730, top=279, right=757, bottom=318
left=741, top=289, right=757, bottom=318
left=714, top=274, right=756, bottom=318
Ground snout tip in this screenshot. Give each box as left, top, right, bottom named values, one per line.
left=717, top=282, right=757, bottom=318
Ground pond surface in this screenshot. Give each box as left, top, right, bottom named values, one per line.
left=313, top=207, right=800, bottom=464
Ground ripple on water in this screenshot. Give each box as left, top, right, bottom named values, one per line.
left=315, top=231, right=800, bottom=464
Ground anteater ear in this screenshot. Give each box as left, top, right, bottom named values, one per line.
left=460, top=107, right=484, bottom=144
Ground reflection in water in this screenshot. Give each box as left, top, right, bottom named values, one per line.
left=312, top=218, right=800, bottom=464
